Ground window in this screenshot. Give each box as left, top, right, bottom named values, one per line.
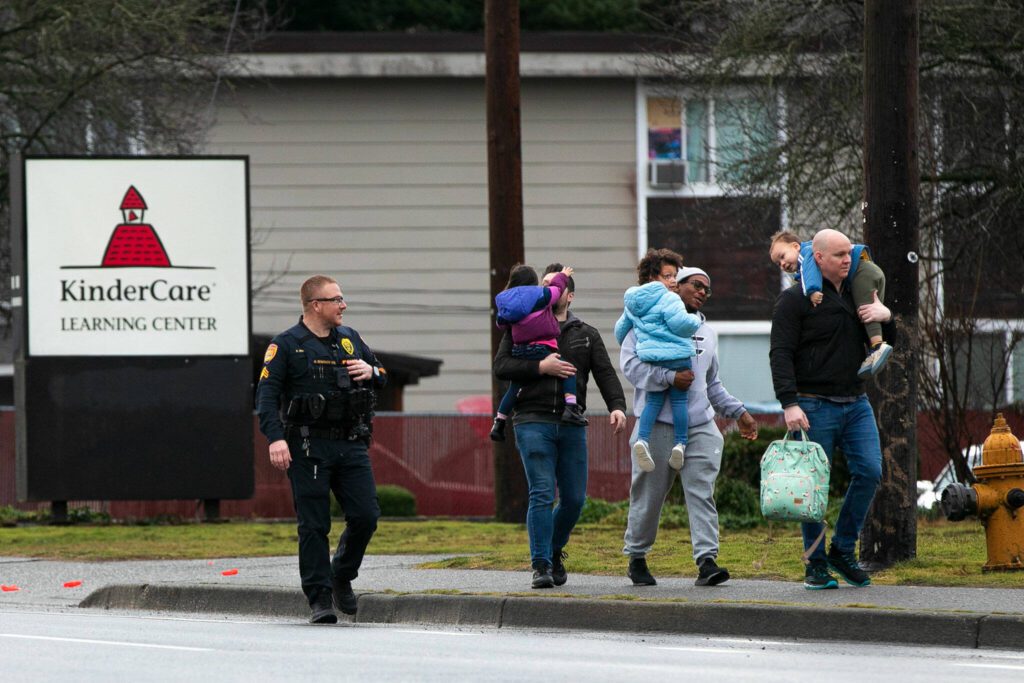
left=646, top=94, right=776, bottom=188
left=949, top=326, right=1024, bottom=409
left=716, top=332, right=778, bottom=410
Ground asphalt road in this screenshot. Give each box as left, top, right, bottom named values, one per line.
left=2, top=610, right=1024, bottom=682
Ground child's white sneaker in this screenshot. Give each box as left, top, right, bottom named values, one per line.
left=669, top=443, right=686, bottom=470
left=858, top=342, right=893, bottom=378
left=632, top=439, right=656, bottom=473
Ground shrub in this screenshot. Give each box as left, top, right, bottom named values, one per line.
left=578, top=497, right=629, bottom=525
left=714, top=476, right=760, bottom=518
left=330, top=485, right=416, bottom=517
left=377, top=485, right=416, bottom=517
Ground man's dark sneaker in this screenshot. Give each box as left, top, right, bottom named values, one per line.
left=561, top=404, right=589, bottom=426
left=694, top=557, right=730, bottom=586
left=489, top=418, right=506, bottom=442
left=627, top=556, right=657, bottom=586
left=827, top=545, right=872, bottom=587
left=331, top=577, right=358, bottom=615
left=551, top=548, right=568, bottom=586
left=309, top=590, right=338, bottom=624
left=804, top=560, right=839, bottom=590
left=532, top=560, right=555, bottom=589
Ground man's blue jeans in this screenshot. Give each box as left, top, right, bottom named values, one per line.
left=513, top=421, right=588, bottom=564
left=797, top=395, right=882, bottom=562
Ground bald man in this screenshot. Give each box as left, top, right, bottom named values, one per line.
left=769, top=228, right=893, bottom=591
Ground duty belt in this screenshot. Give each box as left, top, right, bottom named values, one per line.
left=286, top=424, right=348, bottom=441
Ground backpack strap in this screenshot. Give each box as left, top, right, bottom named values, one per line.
left=801, top=523, right=828, bottom=565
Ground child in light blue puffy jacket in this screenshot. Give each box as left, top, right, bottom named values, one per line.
left=614, top=280, right=702, bottom=473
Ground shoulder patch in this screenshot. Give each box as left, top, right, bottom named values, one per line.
left=341, top=338, right=355, bottom=355
left=263, top=344, right=278, bottom=364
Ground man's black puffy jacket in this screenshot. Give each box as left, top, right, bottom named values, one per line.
left=494, top=312, right=626, bottom=424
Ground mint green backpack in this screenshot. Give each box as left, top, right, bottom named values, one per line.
left=759, top=430, right=830, bottom=523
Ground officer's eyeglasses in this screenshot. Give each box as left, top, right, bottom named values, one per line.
left=309, top=296, right=345, bottom=304
left=687, top=281, right=712, bottom=296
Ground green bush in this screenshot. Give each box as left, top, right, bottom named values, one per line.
left=67, top=507, right=112, bottom=525
left=658, top=503, right=688, bottom=529
left=720, top=426, right=787, bottom=484
left=332, top=485, right=416, bottom=517
left=377, top=485, right=416, bottom=517
left=714, top=476, right=760, bottom=517
left=0, top=505, right=31, bottom=526
left=329, top=485, right=416, bottom=517
left=578, top=497, right=629, bottom=525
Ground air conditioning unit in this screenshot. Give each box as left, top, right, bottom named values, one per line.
left=648, top=160, right=687, bottom=188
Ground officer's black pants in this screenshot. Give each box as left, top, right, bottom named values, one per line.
left=287, top=435, right=380, bottom=606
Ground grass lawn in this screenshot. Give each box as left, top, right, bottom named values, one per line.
left=0, top=517, right=1018, bottom=588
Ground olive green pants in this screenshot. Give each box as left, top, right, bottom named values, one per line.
left=851, top=258, right=886, bottom=341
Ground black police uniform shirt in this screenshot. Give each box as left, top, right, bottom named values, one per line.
left=256, top=317, right=387, bottom=443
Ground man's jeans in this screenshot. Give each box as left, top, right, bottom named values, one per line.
left=797, top=395, right=882, bottom=562
left=513, top=421, right=588, bottom=563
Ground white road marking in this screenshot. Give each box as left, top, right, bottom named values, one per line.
left=952, top=662, right=1024, bottom=671
left=391, top=629, right=481, bottom=637
left=652, top=646, right=761, bottom=655
left=0, top=633, right=213, bottom=652
left=713, top=637, right=787, bottom=646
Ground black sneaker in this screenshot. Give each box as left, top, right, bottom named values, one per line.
left=331, top=577, right=358, bottom=615
left=804, top=560, right=839, bottom=590
left=489, top=418, right=506, bottom=442
left=561, top=404, right=589, bottom=426
left=627, top=556, right=656, bottom=586
left=532, top=560, right=554, bottom=589
left=827, top=545, right=872, bottom=587
left=695, top=557, right=730, bottom=586
left=309, top=590, right=338, bottom=624
left=551, top=548, right=568, bottom=586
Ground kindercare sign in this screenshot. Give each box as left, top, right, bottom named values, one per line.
left=25, top=157, right=249, bottom=356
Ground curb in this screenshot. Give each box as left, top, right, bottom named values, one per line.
left=80, top=585, right=1024, bottom=651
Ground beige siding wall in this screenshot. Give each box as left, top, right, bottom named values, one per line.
left=206, top=77, right=637, bottom=411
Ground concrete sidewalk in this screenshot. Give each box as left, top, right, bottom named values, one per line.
left=1, top=554, right=1022, bottom=650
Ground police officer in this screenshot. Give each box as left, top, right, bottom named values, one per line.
left=256, top=275, right=386, bottom=623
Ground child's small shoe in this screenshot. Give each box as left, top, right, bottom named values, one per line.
left=489, top=417, right=507, bottom=442
left=561, top=404, right=589, bottom=426
left=669, top=443, right=686, bottom=470
left=632, top=439, right=656, bottom=473
left=858, top=342, right=893, bottom=378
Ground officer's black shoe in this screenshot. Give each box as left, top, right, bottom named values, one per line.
left=551, top=548, right=568, bottom=586
left=489, top=417, right=506, bottom=442
left=695, top=557, right=730, bottom=586
left=561, top=404, right=589, bottom=426
left=309, top=591, right=338, bottom=624
left=332, top=577, right=359, bottom=615
left=628, top=556, right=657, bottom=586
left=532, top=560, right=555, bottom=589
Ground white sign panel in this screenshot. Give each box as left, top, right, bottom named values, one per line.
left=25, top=157, right=249, bottom=356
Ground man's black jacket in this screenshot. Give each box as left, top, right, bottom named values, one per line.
left=494, top=312, right=627, bottom=424
left=769, top=280, right=893, bottom=407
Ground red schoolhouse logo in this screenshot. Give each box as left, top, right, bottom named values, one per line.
left=62, top=186, right=211, bottom=270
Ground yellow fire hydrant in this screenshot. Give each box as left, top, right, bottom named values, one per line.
left=940, top=414, right=1024, bottom=571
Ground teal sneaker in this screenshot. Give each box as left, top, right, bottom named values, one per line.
left=827, top=545, right=872, bottom=587
left=804, top=561, right=839, bottom=590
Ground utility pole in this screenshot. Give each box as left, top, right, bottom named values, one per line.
left=860, top=0, right=920, bottom=568
left=485, top=0, right=528, bottom=521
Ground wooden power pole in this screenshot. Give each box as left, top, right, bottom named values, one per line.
left=860, top=0, right=920, bottom=568
left=485, top=0, right=528, bottom=521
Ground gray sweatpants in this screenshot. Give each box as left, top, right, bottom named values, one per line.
left=622, top=419, right=724, bottom=564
